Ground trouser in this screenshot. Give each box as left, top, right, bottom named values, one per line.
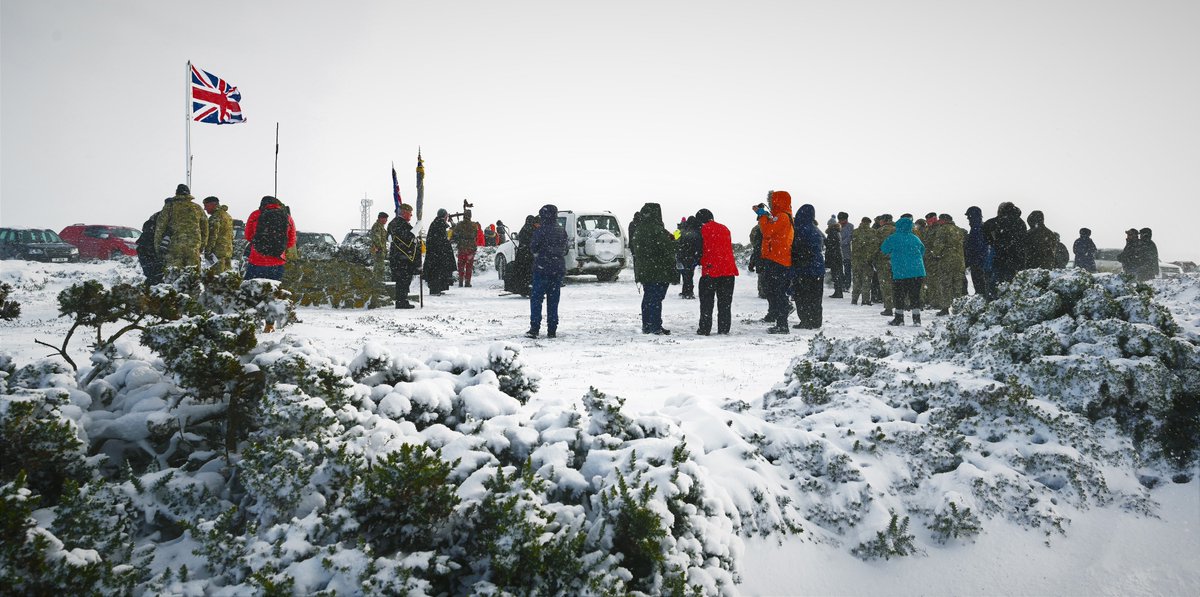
left=393, top=273, right=413, bottom=305
left=792, top=276, right=824, bottom=328
left=457, top=249, right=476, bottom=285
left=851, top=261, right=872, bottom=303
left=893, top=277, right=924, bottom=312
left=929, top=265, right=965, bottom=309
left=140, top=256, right=164, bottom=285
left=968, top=264, right=994, bottom=300
left=843, top=260, right=852, bottom=288
left=530, top=272, right=563, bottom=332
left=680, top=267, right=695, bottom=297
left=762, top=261, right=792, bottom=327
left=640, top=282, right=669, bottom=332
left=875, top=262, right=894, bottom=309
left=698, top=276, right=735, bottom=334
left=828, top=260, right=844, bottom=293
left=373, top=252, right=387, bottom=279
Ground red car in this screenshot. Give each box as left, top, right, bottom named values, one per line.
left=58, top=224, right=141, bottom=260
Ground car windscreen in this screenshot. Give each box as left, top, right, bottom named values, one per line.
left=114, top=228, right=141, bottom=240
left=19, top=229, right=63, bottom=243
left=577, top=216, right=620, bottom=236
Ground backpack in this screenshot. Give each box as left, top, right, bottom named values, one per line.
left=253, top=206, right=289, bottom=257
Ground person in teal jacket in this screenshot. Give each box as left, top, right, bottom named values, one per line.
left=880, top=216, right=926, bottom=326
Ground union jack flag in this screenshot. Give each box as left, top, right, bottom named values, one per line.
left=190, top=64, right=245, bottom=125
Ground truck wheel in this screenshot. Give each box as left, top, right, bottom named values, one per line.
left=495, top=254, right=507, bottom=280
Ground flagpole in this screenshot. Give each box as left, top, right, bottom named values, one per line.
left=185, top=61, right=192, bottom=188
left=274, top=122, right=279, bottom=197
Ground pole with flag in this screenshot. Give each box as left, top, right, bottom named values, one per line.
left=416, top=149, right=425, bottom=222
left=186, top=61, right=246, bottom=188
left=185, top=61, right=193, bottom=188
left=274, top=123, right=280, bottom=197
left=391, top=163, right=402, bottom=214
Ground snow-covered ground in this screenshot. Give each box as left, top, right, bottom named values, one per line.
left=2, top=258, right=1197, bottom=595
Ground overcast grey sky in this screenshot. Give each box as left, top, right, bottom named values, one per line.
left=3, top=0, right=1198, bottom=260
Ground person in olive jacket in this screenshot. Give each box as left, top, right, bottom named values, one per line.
left=632, top=202, right=676, bottom=335
left=694, top=209, right=739, bottom=335
left=881, top=216, right=926, bottom=327
left=387, top=204, right=421, bottom=309
left=1023, top=210, right=1060, bottom=271
left=202, top=196, right=234, bottom=274
left=526, top=204, right=568, bottom=338
left=154, top=184, right=209, bottom=273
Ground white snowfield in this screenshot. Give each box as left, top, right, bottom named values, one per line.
left=1, top=258, right=1198, bottom=596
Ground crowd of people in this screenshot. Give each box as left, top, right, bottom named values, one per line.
left=140, top=184, right=1165, bottom=338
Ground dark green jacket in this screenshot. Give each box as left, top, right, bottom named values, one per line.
left=631, top=203, right=676, bottom=284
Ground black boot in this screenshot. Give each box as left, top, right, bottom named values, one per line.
left=880, top=308, right=893, bottom=316
left=547, top=327, right=557, bottom=338
left=524, top=328, right=539, bottom=339
left=912, top=312, right=922, bottom=326
left=888, top=313, right=905, bottom=326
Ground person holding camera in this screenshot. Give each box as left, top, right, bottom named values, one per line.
left=754, top=191, right=794, bottom=334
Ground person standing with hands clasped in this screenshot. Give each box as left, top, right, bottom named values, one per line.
left=526, top=204, right=568, bottom=339
left=755, top=190, right=794, bottom=334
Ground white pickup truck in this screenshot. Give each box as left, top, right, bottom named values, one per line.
left=494, top=210, right=628, bottom=282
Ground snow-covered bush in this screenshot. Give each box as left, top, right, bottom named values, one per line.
left=759, top=269, right=1199, bottom=559
left=0, top=282, right=19, bottom=320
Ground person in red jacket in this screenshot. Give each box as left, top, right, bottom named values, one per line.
left=244, top=196, right=297, bottom=332
left=695, top=208, right=739, bottom=335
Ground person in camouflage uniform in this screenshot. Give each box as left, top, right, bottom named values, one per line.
left=202, top=196, right=234, bottom=274
left=924, top=213, right=966, bottom=315
left=154, top=184, right=209, bottom=272
left=369, top=211, right=389, bottom=279
left=451, top=210, right=480, bottom=287
left=849, top=217, right=875, bottom=305
left=870, top=214, right=896, bottom=316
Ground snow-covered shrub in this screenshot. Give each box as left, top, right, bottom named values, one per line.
left=352, top=444, right=460, bottom=553
left=0, top=282, right=19, bottom=320
left=1, top=474, right=116, bottom=594
left=282, top=258, right=390, bottom=309
left=0, top=393, right=91, bottom=505
left=759, top=269, right=1199, bottom=559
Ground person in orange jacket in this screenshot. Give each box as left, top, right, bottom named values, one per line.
left=754, top=190, right=794, bottom=333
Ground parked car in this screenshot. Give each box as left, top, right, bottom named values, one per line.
left=295, top=231, right=339, bottom=260
left=493, top=210, right=627, bottom=281
left=58, top=224, right=140, bottom=260
left=1085, top=248, right=1180, bottom=278
left=0, top=227, right=80, bottom=263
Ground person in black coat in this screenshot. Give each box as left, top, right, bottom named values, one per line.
left=137, top=211, right=164, bottom=285
left=824, top=218, right=845, bottom=298
left=387, top=204, right=422, bottom=308
left=1072, top=228, right=1097, bottom=272
left=505, top=215, right=537, bottom=295
left=424, top=208, right=457, bottom=295
left=982, top=202, right=1028, bottom=285
left=676, top=216, right=701, bottom=299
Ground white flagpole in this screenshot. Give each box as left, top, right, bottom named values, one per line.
left=185, top=60, right=192, bottom=189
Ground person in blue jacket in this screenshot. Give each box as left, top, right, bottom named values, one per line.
left=791, top=204, right=826, bottom=329
left=880, top=215, right=926, bottom=326
left=526, top=204, right=568, bottom=339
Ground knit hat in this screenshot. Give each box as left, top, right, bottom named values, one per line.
left=695, top=208, right=714, bottom=224
left=837, top=212, right=849, bottom=221
left=1079, top=228, right=1091, bottom=236
left=176, top=184, right=190, bottom=195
